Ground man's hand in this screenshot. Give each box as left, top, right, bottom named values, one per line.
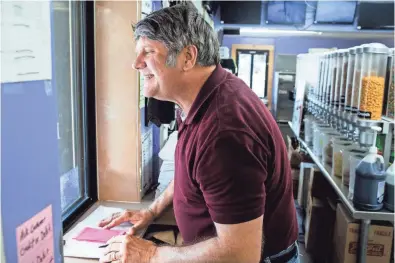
left=99, top=234, right=157, bottom=263
left=98, top=209, right=155, bottom=235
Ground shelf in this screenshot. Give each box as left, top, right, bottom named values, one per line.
left=288, top=122, right=394, bottom=222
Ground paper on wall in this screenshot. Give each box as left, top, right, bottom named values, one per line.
left=15, top=205, right=54, bottom=263
left=1, top=1, right=52, bottom=83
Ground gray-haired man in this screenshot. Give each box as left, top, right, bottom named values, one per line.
left=99, top=3, right=299, bottom=263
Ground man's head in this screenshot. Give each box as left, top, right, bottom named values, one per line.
left=132, top=3, right=220, bottom=101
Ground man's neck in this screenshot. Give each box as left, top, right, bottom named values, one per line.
left=174, top=65, right=216, bottom=115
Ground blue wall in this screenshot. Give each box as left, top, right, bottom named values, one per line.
left=1, top=3, right=63, bottom=262
left=1, top=81, right=63, bottom=263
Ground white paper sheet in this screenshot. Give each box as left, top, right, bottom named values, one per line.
left=1, top=1, right=52, bottom=83
left=63, top=206, right=143, bottom=259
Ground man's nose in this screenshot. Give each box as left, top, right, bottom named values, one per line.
left=132, top=56, right=146, bottom=70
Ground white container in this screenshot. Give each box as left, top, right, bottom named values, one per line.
left=304, top=117, right=314, bottom=146
left=313, top=126, right=333, bottom=157
left=332, top=139, right=353, bottom=178
left=384, top=163, right=395, bottom=211
left=322, top=133, right=342, bottom=165
left=341, top=146, right=366, bottom=186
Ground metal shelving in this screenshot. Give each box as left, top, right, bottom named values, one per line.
left=288, top=121, right=394, bottom=263
left=288, top=121, right=394, bottom=222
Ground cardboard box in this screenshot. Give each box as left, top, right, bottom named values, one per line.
left=296, top=163, right=314, bottom=208
left=333, top=203, right=394, bottom=263
left=304, top=195, right=336, bottom=263
left=291, top=168, right=299, bottom=199
left=308, top=168, right=338, bottom=202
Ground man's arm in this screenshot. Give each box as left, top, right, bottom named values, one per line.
left=147, top=179, right=174, bottom=219
left=151, top=215, right=263, bottom=263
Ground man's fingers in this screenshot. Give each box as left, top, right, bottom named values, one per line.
left=106, top=235, right=125, bottom=245
left=99, top=251, right=122, bottom=263
left=98, top=218, right=111, bottom=227
left=98, top=212, right=121, bottom=227
left=103, top=215, right=127, bottom=229
left=127, top=221, right=143, bottom=235
left=103, top=242, right=121, bottom=254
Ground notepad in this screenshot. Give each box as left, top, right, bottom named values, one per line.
left=73, top=227, right=125, bottom=243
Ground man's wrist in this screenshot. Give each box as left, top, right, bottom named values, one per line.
left=147, top=207, right=157, bottom=219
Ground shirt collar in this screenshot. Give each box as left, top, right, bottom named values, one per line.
left=184, top=64, right=228, bottom=125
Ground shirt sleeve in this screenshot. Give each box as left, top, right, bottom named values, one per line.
left=195, top=130, right=268, bottom=224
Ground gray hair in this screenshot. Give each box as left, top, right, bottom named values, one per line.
left=133, top=3, right=220, bottom=67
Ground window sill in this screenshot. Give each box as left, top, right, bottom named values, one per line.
left=63, top=199, right=176, bottom=262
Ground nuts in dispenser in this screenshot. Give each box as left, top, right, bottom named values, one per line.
left=386, top=79, right=394, bottom=118
left=333, top=152, right=343, bottom=177
left=386, top=63, right=394, bottom=119
left=358, top=76, right=385, bottom=120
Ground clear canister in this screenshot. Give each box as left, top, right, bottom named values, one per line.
left=345, top=47, right=357, bottom=112
left=304, top=117, right=314, bottom=145
left=348, top=153, right=365, bottom=200
left=339, top=50, right=349, bottom=110
left=322, top=53, right=331, bottom=106
left=322, top=133, right=342, bottom=164
left=341, top=147, right=367, bottom=186
left=329, top=52, right=338, bottom=107
left=357, top=43, right=389, bottom=120
left=351, top=45, right=364, bottom=114
left=313, top=125, right=332, bottom=157
left=317, top=55, right=325, bottom=105
left=385, top=48, right=395, bottom=119
left=332, top=139, right=353, bottom=178
left=334, top=50, right=344, bottom=109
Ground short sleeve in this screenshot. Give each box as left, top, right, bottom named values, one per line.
left=195, top=130, right=268, bottom=224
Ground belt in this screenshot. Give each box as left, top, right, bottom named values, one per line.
left=263, top=243, right=298, bottom=263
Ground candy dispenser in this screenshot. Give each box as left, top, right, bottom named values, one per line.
left=321, top=53, right=331, bottom=122
left=385, top=48, right=394, bottom=119
left=334, top=50, right=344, bottom=110
left=330, top=51, right=338, bottom=108
left=344, top=46, right=358, bottom=139
left=329, top=52, right=338, bottom=127
left=316, top=54, right=326, bottom=116
left=334, top=49, right=346, bottom=130
left=340, top=50, right=349, bottom=111
left=339, top=49, right=349, bottom=133
left=351, top=46, right=364, bottom=115
left=345, top=47, right=357, bottom=113
left=357, top=43, right=389, bottom=121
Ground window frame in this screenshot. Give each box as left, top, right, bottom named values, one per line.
left=61, top=0, right=97, bottom=232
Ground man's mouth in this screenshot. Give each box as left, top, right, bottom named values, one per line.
left=144, top=74, right=154, bottom=80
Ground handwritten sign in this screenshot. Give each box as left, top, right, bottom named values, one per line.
left=16, top=205, right=54, bottom=263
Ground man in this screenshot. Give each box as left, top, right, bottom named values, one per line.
left=98, top=3, right=298, bottom=263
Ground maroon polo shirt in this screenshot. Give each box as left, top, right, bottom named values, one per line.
left=173, top=64, right=298, bottom=257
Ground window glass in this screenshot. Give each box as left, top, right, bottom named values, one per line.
left=238, top=53, right=252, bottom=87
left=52, top=1, right=85, bottom=213
left=252, top=54, right=267, bottom=98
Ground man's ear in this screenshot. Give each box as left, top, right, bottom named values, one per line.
left=183, top=45, right=198, bottom=71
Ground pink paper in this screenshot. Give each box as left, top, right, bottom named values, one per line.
left=73, top=227, right=125, bottom=243
left=16, top=205, right=54, bottom=263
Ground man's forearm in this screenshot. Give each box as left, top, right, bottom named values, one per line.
left=148, top=179, right=174, bottom=218
left=151, top=237, right=252, bottom=263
